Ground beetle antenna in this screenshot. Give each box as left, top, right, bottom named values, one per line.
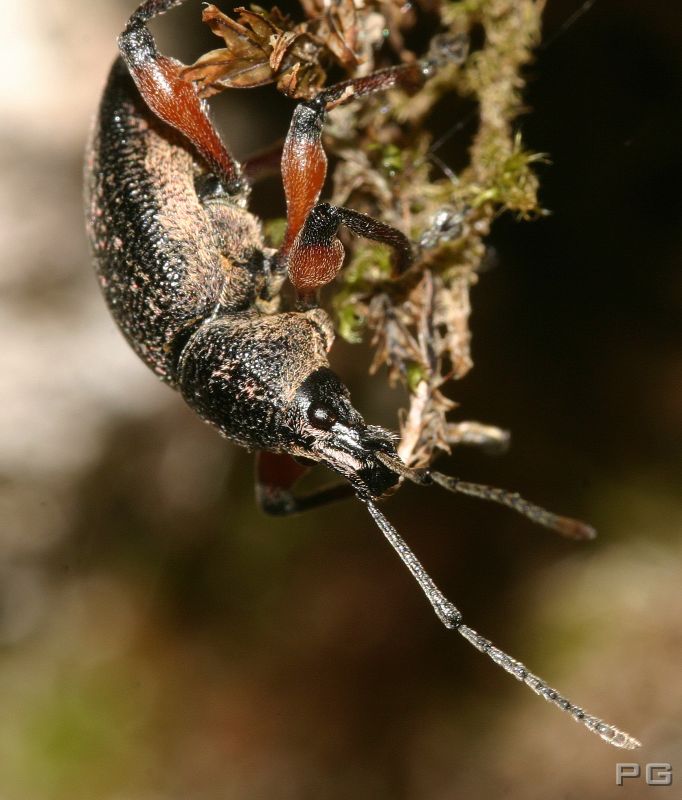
left=374, top=452, right=595, bottom=541
left=360, top=495, right=640, bottom=749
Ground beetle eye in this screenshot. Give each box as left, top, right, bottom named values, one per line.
left=308, top=403, right=337, bottom=431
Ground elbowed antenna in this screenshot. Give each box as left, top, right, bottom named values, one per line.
left=374, top=451, right=596, bottom=541
left=361, top=496, right=640, bottom=749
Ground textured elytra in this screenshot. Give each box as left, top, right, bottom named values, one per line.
left=85, top=60, right=269, bottom=385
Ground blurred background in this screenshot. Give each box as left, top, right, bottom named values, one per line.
left=0, top=0, right=680, bottom=798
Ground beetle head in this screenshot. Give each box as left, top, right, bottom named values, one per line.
left=289, top=367, right=401, bottom=498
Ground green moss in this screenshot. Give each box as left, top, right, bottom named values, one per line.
left=335, top=300, right=366, bottom=343
left=263, top=217, right=287, bottom=248
left=369, top=142, right=405, bottom=177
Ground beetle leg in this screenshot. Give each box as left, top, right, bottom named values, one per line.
left=316, top=62, right=425, bottom=109
left=277, top=48, right=460, bottom=297
left=118, top=0, right=244, bottom=193
left=278, top=63, right=425, bottom=264
left=242, top=141, right=285, bottom=185
left=324, top=205, right=412, bottom=275
left=276, top=35, right=468, bottom=280
left=287, top=202, right=412, bottom=300
left=256, top=452, right=353, bottom=515
left=278, top=97, right=329, bottom=265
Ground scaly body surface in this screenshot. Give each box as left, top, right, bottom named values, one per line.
left=86, top=59, right=336, bottom=451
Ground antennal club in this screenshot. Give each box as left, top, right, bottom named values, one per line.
left=375, top=452, right=596, bottom=541
left=362, top=496, right=640, bottom=749
left=431, top=474, right=596, bottom=540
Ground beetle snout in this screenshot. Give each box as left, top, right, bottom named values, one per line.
left=353, top=426, right=402, bottom=497
left=356, top=455, right=401, bottom=497
left=293, top=366, right=401, bottom=495
left=309, top=420, right=401, bottom=496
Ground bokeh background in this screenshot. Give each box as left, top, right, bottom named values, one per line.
left=1, top=1, right=680, bottom=798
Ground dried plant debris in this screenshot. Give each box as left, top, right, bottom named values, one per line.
left=182, top=1, right=366, bottom=98
left=185, top=0, right=546, bottom=468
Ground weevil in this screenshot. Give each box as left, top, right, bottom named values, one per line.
left=85, top=0, right=639, bottom=748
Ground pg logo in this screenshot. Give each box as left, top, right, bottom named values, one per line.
left=616, top=764, right=673, bottom=786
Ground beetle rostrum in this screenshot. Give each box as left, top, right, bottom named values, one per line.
left=84, top=0, right=640, bottom=749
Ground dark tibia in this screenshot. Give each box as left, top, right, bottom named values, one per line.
left=331, top=206, right=413, bottom=275
left=255, top=451, right=353, bottom=515
left=125, top=0, right=186, bottom=26
left=278, top=60, right=433, bottom=268
left=258, top=482, right=355, bottom=516
left=119, top=0, right=243, bottom=193
left=287, top=202, right=412, bottom=295
left=316, top=33, right=469, bottom=110
left=242, top=141, right=285, bottom=184
left=318, top=62, right=425, bottom=109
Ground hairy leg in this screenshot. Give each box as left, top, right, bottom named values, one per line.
left=256, top=452, right=353, bottom=515
left=119, top=0, right=244, bottom=193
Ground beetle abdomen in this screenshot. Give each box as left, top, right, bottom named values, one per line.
left=85, top=58, right=254, bottom=384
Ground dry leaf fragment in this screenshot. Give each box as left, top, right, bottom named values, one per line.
left=310, top=0, right=359, bottom=68
left=181, top=6, right=281, bottom=95
left=182, top=2, right=361, bottom=99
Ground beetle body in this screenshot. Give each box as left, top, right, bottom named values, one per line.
left=86, top=60, right=258, bottom=383
left=85, top=51, right=399, bottom=494
left=82, top=0, right=640, bottom=749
